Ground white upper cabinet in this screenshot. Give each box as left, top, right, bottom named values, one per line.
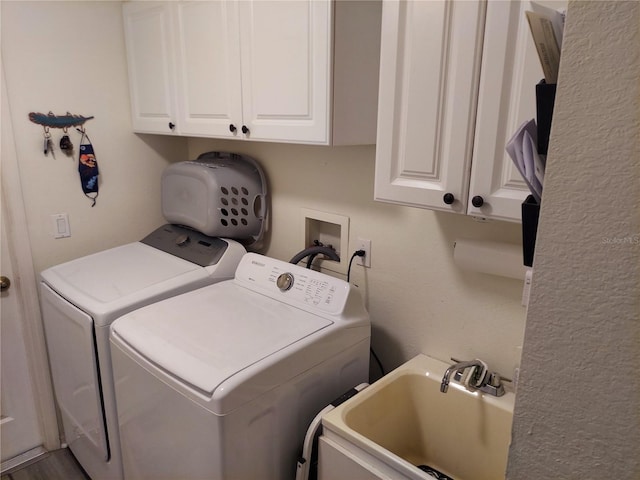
left=173, top=1, right=243, bottom=138
left=375, top=0, right=565, bottom=222
left=468, top=0, right=562, bottom=221
left=123, top=0, right=381, bottom=145
left=123, top=2, right=178, bottom=134
left=374, top=0, right=485, bottom=213
left=237, top=1, right=329, bottom=143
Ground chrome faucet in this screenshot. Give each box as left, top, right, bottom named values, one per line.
left=440, top=359, right=486, bottom=393
left=440, top=358, right=506, bottom=397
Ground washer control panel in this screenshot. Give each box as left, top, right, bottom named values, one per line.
left=235, top=253, right=351, bottom=315
left=141, top=224, right=228, bottom=267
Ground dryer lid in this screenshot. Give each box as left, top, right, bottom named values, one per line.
left=40, top=243, right=204, bottom=314
left=110, top=282, right=332, bottom=396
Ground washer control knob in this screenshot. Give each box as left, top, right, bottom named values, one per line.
left=276, top=272, right=294, bottom=292
left=175, top=234, right=190, bottom=246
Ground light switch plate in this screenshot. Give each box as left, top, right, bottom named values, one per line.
left=51, top=213, right=71, bottom=238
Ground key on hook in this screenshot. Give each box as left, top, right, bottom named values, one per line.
left=43, top=127, right=54, bottom=156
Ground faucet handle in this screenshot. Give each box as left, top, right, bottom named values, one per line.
left=479, top=372, right=506, bottom=397
left=486, top=372, right=501, bottom=387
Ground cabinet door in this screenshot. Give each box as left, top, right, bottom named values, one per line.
left=173, top=1, right=243, bottom=137
left=374, top=0, right=485, bottom=213
left=238, top=0, right=331, bottom=143
left=468, top=0, right=565, bottom=221
left=123, top=2, right=178, bottom=134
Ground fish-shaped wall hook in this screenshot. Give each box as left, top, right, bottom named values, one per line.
left=29, top=111, right=94, bottom=129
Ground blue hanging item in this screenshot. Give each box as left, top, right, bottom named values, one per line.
left=77, top=128, right=99, bottom=206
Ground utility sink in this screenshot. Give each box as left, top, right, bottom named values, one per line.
left=321, top=354, right=515, bottom=480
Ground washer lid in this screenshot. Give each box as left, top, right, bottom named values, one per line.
left=111, top=282, right=332, bottom=396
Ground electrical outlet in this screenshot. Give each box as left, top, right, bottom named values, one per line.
left=357, top=238, right=371, bottom=267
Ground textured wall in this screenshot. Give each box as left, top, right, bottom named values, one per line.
left=507, top=1, right=640, bottom=478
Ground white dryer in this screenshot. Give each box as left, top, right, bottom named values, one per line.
left=40, top=153, right=267, bottom=480
left=110, top=253, right=370, bottom=480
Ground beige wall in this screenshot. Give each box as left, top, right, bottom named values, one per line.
left=1, top=1, right=188, bottom=275
left=5, top=0, right=638, bottom=475
left=508, top=1, right=640, bottom=477
left=2, top=0, right=529, bottom=381
left=188, top=138, right=527, bottom=377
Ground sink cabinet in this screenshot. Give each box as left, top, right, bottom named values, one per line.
left=374, top=0, right=564, bottom=222
left=123, top=0, right=381, bottom=145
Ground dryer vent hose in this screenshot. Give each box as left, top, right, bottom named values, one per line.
left=289, top=246, right=340, bottom=268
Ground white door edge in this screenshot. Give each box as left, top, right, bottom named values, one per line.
left=1, top=66, right=60, bottom=454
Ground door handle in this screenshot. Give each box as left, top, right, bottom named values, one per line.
left=0, top=276, right=11, bottom=292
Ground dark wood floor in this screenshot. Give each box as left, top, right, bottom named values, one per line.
left=2, top=449, right=89, bottom=480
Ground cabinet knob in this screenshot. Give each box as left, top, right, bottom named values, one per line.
left=168, top=122, right=175, bottom=130
left=242, top=125, right=250, bottom=134
left=229, top=124, right=237, bottom=133
left=443, top=193, right=455, bottom=205
left=471, top=195, right=484, bottom=208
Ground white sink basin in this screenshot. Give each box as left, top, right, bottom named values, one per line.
left=321, top=354, right=514, bottom=480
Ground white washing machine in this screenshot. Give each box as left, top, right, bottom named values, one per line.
left=40, top=153, right=267, bottom=480
left=109, top=253, right=370, bottom=480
